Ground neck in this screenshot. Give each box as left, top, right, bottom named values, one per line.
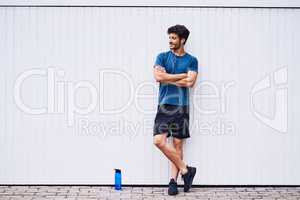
left=172, top=47, right=186, bottom=56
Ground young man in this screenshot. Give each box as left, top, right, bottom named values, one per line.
left=153, top=25, right=198, bottom=195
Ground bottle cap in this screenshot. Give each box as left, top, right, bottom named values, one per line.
left=114, top=169, right=121, bottom=173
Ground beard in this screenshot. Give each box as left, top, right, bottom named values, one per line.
left=169, top=43, right=181, bottom=50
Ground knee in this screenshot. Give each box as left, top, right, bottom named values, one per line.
left=153, top=136, right=166, bottom=148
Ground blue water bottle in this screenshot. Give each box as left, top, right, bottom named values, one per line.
left=114, top=169, right=122, bottom=190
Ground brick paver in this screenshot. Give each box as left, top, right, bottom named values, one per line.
left=0, top=186, right=299, bottom=200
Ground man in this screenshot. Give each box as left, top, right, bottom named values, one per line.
left=153, top=24, right=198, bottom=195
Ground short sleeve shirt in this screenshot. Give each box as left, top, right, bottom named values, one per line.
left=154, top=50, right=198, bottom=106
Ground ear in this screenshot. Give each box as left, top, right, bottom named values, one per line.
left=181, top=38, right=185, bottom=44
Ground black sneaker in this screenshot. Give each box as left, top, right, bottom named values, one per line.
left=168, top=178, right=178, bottom=195
left=182, top=165, right=196, bottom=192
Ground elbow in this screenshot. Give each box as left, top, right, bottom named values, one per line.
left=154, top=71, right=164, bottom=82
left=186, top=83, right=193, bottom=88
left=154, top=75, right=162, bottom=82
left=186, top=81, right=195, bottom=88
left=154, top=72, right=167, bottom=83
left=178, top=81, right=192, bottom=88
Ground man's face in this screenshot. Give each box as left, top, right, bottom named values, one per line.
left=168, top=33, right=184, bottom=50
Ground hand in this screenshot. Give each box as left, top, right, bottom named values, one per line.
left=154, top=65, right=166, bottom=73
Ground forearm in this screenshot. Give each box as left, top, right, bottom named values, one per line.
left=156, top=72, right=187, bottom=83
left=169, top=77, right=193, bottom=88
left=154, top=66, right=197, bottom=88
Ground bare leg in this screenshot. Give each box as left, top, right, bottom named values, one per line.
left=153, top=134, right=187, bottom=174
left=171, top=137, right=184, bottom=181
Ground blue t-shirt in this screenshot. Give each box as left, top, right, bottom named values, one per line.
left=154, top=50, right=198, bottom=106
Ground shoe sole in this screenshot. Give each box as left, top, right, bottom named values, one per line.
left=168, top=191, right=178, bottom=195
left=184, top=167, right=196, bottom=192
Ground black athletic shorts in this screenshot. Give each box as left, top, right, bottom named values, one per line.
left=153, top=104, right=190, bottom=139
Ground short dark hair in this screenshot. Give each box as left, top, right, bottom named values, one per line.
left=167, top=25, right=190, bottom=45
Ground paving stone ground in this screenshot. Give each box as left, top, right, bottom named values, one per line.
left=0, top=186, right=300, bottom=200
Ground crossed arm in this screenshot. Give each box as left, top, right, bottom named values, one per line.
left=153, top=65, right=198, bottom=88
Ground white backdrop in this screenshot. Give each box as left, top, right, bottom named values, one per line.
left=0, top=5, right=300, bottom=185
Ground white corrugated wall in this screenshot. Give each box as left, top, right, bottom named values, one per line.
left=0, top=5, right=300, bottom=185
